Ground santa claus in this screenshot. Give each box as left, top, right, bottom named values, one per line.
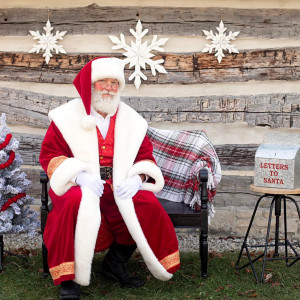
left=39, top=57, right=180, bottom=299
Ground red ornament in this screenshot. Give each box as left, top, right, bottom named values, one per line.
left=0, top=193, right=26, bottom=212
left=0, top=150, right=15, bottom=169
left=0, top=133, right=12, bottom=150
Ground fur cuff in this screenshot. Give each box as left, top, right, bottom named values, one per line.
left=127, top=160, right=165, bottom=193
left=50, top=158, right=91, bottom=196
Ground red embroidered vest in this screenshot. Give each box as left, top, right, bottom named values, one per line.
left=94, top=113, right=117, bottom=252
left=96, top=113, right=116, bottom=167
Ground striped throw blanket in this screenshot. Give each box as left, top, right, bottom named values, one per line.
left=147, top=127, right=221, bottom=213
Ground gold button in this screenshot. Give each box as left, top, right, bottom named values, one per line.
left=100, top=156, right=103, bottom=160
left=102, top=146, right=106, bottom=150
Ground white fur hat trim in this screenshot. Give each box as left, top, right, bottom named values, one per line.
left=91, top=58, right=125, bottom=91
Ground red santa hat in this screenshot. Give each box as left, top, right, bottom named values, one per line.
left=73, top=57, right=125, bottom=130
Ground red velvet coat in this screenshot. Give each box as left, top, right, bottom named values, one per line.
left=40, top=100, right=180, bottom=286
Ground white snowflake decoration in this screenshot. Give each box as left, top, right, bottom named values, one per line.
left=202, top=20, right=240, bottom=63
left=109, top=20, right=168, bottom=89
left=29, top=20, right=67, bottom=64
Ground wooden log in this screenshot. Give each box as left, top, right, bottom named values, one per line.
left=2, top=49, right=300, bottom=69
left=0, top=52, right=193, bottom=72
left=2, top=88, right=299, bottom=128
left=2, top=65, right=300, bottom=85
left=14, top=129, right=257, bottom=169
left=195, top=48, right=300, bottom=69
left=1, top=49, right=300, bottom=84
left=1, top=6, right=300, bottom=39
left=0, top=87, right=69, bottom=128
left=215, top=145, right=257, bottom=170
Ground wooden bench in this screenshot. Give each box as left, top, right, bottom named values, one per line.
left=40, top=168, right=209, bottom=278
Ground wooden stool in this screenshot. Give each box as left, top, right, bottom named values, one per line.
left=236, top=185, right=300, bottom=282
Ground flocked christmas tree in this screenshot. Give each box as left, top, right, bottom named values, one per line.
left=0, top=113, right=39, bottom=236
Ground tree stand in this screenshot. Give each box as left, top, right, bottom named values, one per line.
left=0, top=234, right=28, bottom=272
left=236, top=185, right=300, bottom=282
left=0, top=235, right=3, bottom=272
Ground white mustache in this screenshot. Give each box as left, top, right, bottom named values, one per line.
left=99, top=90, right=117, bottom=96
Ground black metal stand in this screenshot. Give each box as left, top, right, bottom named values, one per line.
left=0, top=234, right=28, bottom=272
left=236, top=193, right=300, bottom=282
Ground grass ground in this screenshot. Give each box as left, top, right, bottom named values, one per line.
left=0, top=249, right=299, bottom=299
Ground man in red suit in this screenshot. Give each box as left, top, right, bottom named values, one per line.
left=40, top=57, right=180, bottom=299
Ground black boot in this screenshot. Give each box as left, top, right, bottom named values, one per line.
left=101, top=242, right=145, bottom=288
left=60, top=280, right=81, bottom=300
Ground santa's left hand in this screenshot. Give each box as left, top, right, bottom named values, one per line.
left=116, top=175, right=142, bottom=199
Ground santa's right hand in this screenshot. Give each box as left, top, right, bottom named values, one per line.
left=75, top=171, right=106, bottom=197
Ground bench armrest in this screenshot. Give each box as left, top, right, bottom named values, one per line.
left=199, top=168, right=208, bottom=278
left=199, top=168, right=208, bottom=231
left=40, top=171, right=49, bottom=233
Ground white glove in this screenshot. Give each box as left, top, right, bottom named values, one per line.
left=75, top=171, right=106, bottom=197
left=116, top=175, right=142, bottom=199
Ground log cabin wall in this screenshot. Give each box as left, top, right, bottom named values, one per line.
left=1, top=0, right=300, bottom=238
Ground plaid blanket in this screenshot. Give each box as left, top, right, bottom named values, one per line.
left=147, top=127, right=221, bottom=212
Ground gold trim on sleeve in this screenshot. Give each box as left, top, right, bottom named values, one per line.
left=50, top=261, right=75, bottom=280
left=159, top=250, right=180, bottom=271
left=47, top=155, right=68, bottom=179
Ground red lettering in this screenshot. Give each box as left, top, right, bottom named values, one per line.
left=263, top=177, right=284, bottom=185
left=260, top=163, right=288, bottom=170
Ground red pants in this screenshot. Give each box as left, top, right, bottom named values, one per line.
left=44, top=184, right=180, bottom=285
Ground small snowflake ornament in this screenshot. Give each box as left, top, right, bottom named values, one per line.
left=29, top=20, right=67, bottom=64
left=109, top=20, right=168, bottom=89
left=202, top=20, right=239, bottom=63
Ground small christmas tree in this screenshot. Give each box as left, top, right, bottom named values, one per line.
left=0, top=113, right=39, bottom=236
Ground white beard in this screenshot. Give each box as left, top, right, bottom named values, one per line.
left=91, top=89, right=120, bottom=116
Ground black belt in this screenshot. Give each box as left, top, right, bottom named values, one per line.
left=100, top=166, right=112, bottom=180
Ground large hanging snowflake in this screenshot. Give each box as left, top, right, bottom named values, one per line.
left=109, top=20, right=168, bottom=89
left=29, top=20, right=67, bottom=64
left=202, top=20, right=240, bottom=63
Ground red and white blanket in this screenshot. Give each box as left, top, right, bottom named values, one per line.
left=147, top=127, right=222, bottom=213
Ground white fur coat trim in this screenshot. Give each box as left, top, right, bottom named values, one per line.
left=48, top=99, right=101, bottom=286
left=113, top=103, right=172, bottom=281
left=74, top=187, right=101, bottom=286
left=128, top=160, right=165, bottom=193
left=48, top=98, right=100, bottom=176
left=50, top=158, right=90, bottom=196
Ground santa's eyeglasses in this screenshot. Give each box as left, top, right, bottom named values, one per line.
left=97, top=79, right=119, bottom=89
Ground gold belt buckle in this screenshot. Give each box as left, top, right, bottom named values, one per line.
left=105, top=167, right=112, bottom=179
left=101, top=166, right=112, bottom=180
